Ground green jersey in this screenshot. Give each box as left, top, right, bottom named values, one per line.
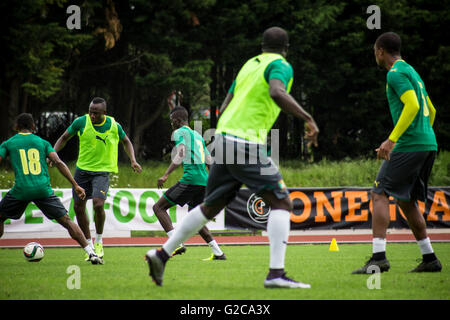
left=0, top=133, right=54, bottom=201
left=173, top=126, right=209, bottom=186
left=386, top=60, right=437, bottom=152
left=216, top=53, right=293, bottom=144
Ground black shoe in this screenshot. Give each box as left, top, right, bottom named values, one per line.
left=409, top=258, right=442, bottom=273
left=352, top=258, right=390, bottom=274
left=145, top=249, right=167, bottom=286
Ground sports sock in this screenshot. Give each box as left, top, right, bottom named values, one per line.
left=167, top=230, right=175, bottom=238
left=162, top=205, right=208, bottom=256
left=83, top=245, right=95, bottom=256
left=372, top=238, right=386, bottom=260
left=95, top=233, right=103, bottom=244
left=417, top=237, right=437, bottom=262
left=208, top=240, right=223, bottom=256
left=87, top=238, right=94, bottom=250
left=267, top=209, right=290, bottom=270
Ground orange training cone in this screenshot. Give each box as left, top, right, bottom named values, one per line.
left=329, top=238, right=339, bottom=251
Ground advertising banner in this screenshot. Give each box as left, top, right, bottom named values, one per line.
left=1, top=188, right=225, bottom=234
left=225, top=187, right=450, bottom=230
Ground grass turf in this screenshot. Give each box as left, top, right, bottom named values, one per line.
left=1, top=243, right=449, bottom=300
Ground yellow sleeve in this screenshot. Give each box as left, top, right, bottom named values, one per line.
left=388, top=90, right=420, bottom=142
left=427, top=96, right=436, bottom=126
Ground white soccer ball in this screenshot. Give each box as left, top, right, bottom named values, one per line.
left=23, top=242, right=45, bottom=262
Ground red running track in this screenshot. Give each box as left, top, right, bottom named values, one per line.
left=1, top=232, right=449, bottom=248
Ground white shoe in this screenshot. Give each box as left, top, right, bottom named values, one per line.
left=264, top=273, right=311, bottom=289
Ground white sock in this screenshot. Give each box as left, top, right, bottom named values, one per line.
left=372, top=238, right=386, bottom=254
left=208, top=240, right=223, bottom=256
left=167, top=230, right=175, bottom=238
left=87, top=238, right=94, bottom=250
left=267, top=209, right=290, bottom=269
left=162, top=205, right=208, bottom=255
left=417, top=237, right=434, bottom=255
left=83, top=245, right=95, bottom=256
left=95, top=233, right=103, bottom=244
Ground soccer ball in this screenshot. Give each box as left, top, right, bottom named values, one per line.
left=23, top=242, right=44, bottom=262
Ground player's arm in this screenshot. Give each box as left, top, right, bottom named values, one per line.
left=427, top=96, right=436, bottom=126
left=47, top=151, right=85, bottom=200
left=388, top=90, right=420, bottom=143
left=218, top=80, right=236, bottom=118
left=120, top=134, right=142, bottom=173
left=157, top=144, right=184, bottom=188
left=269, top=79, right=319, bottom=146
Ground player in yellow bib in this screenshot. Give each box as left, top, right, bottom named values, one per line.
left=146, top=27, right=320, bottom=288
left=52, top=98, right=142, bottom=261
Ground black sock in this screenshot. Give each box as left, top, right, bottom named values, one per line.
left=372, top=251, right=386, bottom=261
left=156, top=248, right=170, bottom=263
left=423, top=253, right=437, bottom=263
left=267, top=268, right=284, bottom=280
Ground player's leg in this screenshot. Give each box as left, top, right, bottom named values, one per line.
left=34, top=194, right=103, bottom=264
left=72, top=169, right=94, bottom=250
left=153, top=196, right=175, bottom=233
left=399, top=151, right=441, bottom=272
left=90, top=172, right=109, bottom=258
left=0, top=216, right=6, bottom=238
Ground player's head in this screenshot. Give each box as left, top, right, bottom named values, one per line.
left=89, top=97, right=107, bottom=124
left=15, top=113, right=35, bottom=132
left=170, top=106, right=189, bottom=129
left=374, top=32, right=401, bottom=67
left=261, top=27, right=289, bottom=57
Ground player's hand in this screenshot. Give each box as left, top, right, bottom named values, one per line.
left=74, top=185, right=86, bottom=200
left=157, top=175, right=168, bottom=188
left=131, top=161, right=142, bottom=173
left=46, top=158, right=54, bottom=168
left=305, top=119, right=319, bottom=147
left=375, top=139, right=395, bottom=160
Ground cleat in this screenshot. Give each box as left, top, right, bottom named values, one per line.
left=88, top=253, right=104, bottom=265
left=172, top=245, right=186, bottom=256
left=352, top=258, right=390, bottom=274
left=95, top=243, right=104, bottom=258
left=145, top=249, right=166, bottom=286
left=202, top=253, right=227, bottom=261
left=409, top=259, right=442, bottom=273
left=84, top=253, right=90, bottom=262
left=264, top=273, right=311, bottom=289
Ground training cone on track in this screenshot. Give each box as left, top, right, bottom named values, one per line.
left=329, top=238, right=339, bottom=252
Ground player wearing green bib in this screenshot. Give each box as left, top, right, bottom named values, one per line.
left=0, top=113, right=103, bottom=264
left=52, top=97, right=142, bottom=260
left=146, top=27, right=319, bottom=288
left=153, top=106, right=225, bottom=260
left=353, top=32, right=441, bottom=274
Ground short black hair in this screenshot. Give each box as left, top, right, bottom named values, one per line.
left=16, top=113, right=35, bottom=131
left=91, top=97, right=106, bottom=106
left=262, top=27, right=289, bottom=51
left=375, top=32, right=401, bottom=55
left=170, top=106, right=189, bottom=122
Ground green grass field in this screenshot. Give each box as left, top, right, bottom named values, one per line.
left=1, top=243, right=449, bottom=300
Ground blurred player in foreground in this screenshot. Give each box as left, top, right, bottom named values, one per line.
left=145, top=26, right=319, bottom=288
left=154, top=106, right=226, bottom=260
left=0, top=113, right=103, bottom=264
left=52, top=97, right=142, bottom=261
left=353, top=32, right=441, bottom=274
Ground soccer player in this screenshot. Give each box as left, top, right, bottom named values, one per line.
left=145, top=26, right=319, bottom=288
left=153, top=106, right=226, bottom=260
left=0, top=113, right=103, bottom=264
left=51, top=97, right=142, bottom=261
left=352, top=32, right=441, bottom=274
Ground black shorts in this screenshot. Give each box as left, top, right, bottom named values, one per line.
left=372, top=151, right=436, bottom=202
left=204, top=134, right=289, bottom=206
left=73, top=168, right=110, bottom=201
left=0, top=192, right=67, bottom=220
left=163, top=182, right=206, bottom=210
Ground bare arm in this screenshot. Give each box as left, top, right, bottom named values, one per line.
left=53, top=130, right=74, bottom=152
left=269, top=78, right=319, bottom=146
left=218, top=92, right=234, bottom=118
left=120, top=135, right=142, bottom=173
left=157, top=144, right=184, bottom=188
left=47, top=151, right=85, bottom=200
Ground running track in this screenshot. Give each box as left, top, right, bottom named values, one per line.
left=1, top=230, right=449, bottom=248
